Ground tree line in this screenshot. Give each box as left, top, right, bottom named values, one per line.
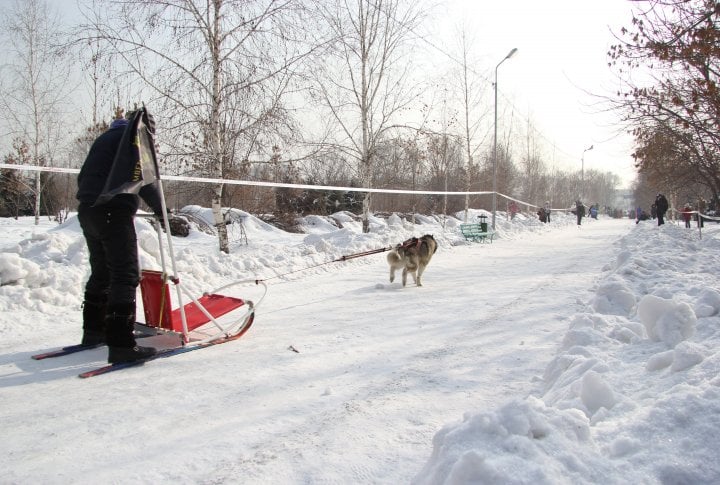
left=2, top=0, right=641, bottom=252
left=609, top=0, right=720, bottom=213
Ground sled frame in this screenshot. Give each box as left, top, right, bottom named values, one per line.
left=136, top=180, right=266, bottom=344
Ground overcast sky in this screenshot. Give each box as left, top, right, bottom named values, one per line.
left=432, top=0, right=638, bottom=187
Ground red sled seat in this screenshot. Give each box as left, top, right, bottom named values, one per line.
left=140, top=269, right=246, bottom=333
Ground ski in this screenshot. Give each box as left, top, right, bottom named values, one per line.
left=32, top=343, right=103, bottom=360
left=78, top=346, right=190, bottom=378
left=32, top=325, right=156, bottom=360
left=78, top=316, right=254, bottom=378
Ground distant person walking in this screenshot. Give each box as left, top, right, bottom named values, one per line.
left=537, top=207, right=547, bottom=223
left=589, top=204, right=598, bottom=219
left=655, top=193, right=669, bottom=226
left=575, top=200, right=586, bottom=226
left=681, top=204, right=693, bottom=228
left=508, top=201, right=519, bottom=220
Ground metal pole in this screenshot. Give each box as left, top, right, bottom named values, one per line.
left=492, top=48, right=517, bottom=230
left=493, top=68, right=498, bottom=230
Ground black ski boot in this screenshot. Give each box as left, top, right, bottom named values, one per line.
left=81, top=293, right=107, bottom=346
left=108, top=345, right=157, bottom=364
left=105, top=303, right=157, bottom=364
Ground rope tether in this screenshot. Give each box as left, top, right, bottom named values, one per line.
left=256, top=245, right=395, bottom=283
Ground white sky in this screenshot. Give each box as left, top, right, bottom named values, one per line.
left=436, top=0, right=638, bottom=186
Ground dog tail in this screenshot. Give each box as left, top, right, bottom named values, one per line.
left=387, top=250, right=402, bottom=264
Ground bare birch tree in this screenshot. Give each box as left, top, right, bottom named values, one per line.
left=520, top=115, right=547, bottom=204
left=452, top=26, right=491, bottom=222
left=0, top=0, right=72, bottom=225
left=314, top=0, right=426, bottom=233
left=81, top=0, right=312, bottom=253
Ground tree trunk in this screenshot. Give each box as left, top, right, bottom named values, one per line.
left=34, top=172, right=41, bottom=225
left=211, top=184, right=229, bottom=253
left=362, top=193, right=371, bottom=233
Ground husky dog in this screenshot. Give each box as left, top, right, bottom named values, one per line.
left=387, top=234, right=438, bottom=287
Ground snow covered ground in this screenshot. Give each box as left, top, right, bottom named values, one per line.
left=1, top=208, right=719, bottom=484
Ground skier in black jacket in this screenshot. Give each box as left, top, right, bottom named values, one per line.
left=76, top=108, right=163, bottom=363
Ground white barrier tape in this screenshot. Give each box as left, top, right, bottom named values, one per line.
left=0, top=164, right=79, bottom=175
left=0, top=163, right=563, bottom=212
left=671, top=207, right=720, bottom=222
left=0, top=163, right=493, bottom=196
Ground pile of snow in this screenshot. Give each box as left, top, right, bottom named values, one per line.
left=416, top=220, right=720, bottom=484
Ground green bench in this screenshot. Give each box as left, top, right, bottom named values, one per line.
left=459, top=223, right=495, bottom=243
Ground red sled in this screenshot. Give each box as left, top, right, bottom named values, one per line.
left=137, top=267, right=266, bottom=344
left=135, top=216, right=267, bottom=345
left=128, top=151, right=267, bottom=346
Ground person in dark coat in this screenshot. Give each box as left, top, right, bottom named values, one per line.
left=575, top=200, right=586, bottom=226
left=655, top=193, right=669, bottom=226
left=537, top=207, right=547, bottom=223
left=76, top=108, right=164, bottom=364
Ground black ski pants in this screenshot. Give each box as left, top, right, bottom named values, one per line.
left=78, top=203, right=140, bottom=308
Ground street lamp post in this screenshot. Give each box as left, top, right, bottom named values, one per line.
left=581, top=144, right=593, bottom=197
left=493, top=47, right=518, bottom=230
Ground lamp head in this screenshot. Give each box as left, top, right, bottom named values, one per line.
left=507, top=48, right=518, bottom=59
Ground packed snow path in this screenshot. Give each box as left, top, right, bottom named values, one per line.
left=2, top=218, right=631, bottom=484
left=255, top=223, right=631, bottom=483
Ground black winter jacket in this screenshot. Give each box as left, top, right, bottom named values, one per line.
left=655, top=195, right=669, bottom=215
left=77, top=124, right=163, bottom=214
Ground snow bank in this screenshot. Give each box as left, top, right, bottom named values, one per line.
left=416, top=221, right=720, bottom=484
